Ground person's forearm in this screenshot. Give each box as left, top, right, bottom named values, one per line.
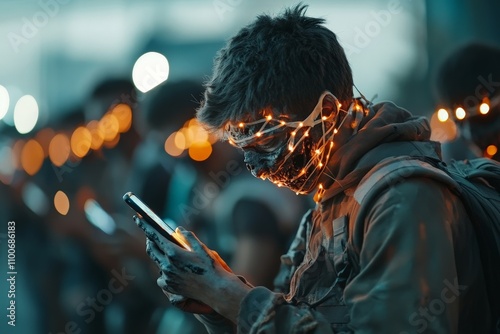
left=204, top=273, right=252, bottom=323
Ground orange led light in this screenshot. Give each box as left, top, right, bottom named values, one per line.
left=486, top=145, right=497, bottom=156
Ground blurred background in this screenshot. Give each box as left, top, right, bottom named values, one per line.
left=0, top=0, right=499, bottom=333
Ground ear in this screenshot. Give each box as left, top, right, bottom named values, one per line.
left=321, top=94, right=338, bottom=117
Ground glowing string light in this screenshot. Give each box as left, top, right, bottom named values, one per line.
left=437, top=108, right=449, bottom=122
left=455, top=107, right=466, bottom=120
left=479, top=103, right=490, bottom=115
left=223, top=91, right=371, bottom=197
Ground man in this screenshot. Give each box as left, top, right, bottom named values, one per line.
left=136, top=5, right=491, bottom=333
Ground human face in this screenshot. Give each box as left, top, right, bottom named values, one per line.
left=225, top=92, right=345, bottom=194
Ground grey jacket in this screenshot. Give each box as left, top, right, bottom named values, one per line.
left=199, top=102, right=491, bottom=333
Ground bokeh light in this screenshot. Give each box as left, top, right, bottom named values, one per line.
left=99, top=113, right=120, bottom=141
left=486, top=145, right=498, bottom=157
left=35, top=128, right=55, bottom=158
left=479, top=102, right=490, bottom=115
left=54, top=190, right=70, bottom=215
left=188, top=141, right=212, bottom=161
left=165, top=132, right=184, bottom=157
left=21, top=139, right=44, bottom=176
left=189, top=123, right=209, bottom=143
left=103, top=133, right=120, bottom=148
left=165, top=118, right=216, bottom=160
left=174, top=131, right=187, bottom=150
left=132, top=52, right=170, bottom=93
left=0, top=85, right=9, bottom=120
left=22, top=182, right=49, bottom=216
left=430, top=111, right=457, bottom=143
left=437, top=108, right=449, bottom=122
left=71, top=126, right=92, bottom=158
left=14, top=95, right=39, bottom=134
left=455, top=107, right=466, bottom=120
left=111, top=103, right=132, bottom=133
left=87, top=120, right=104, bottom=150
left=49, top=133, right=71, bottom=167
left=76, top=186, right=96, bottom=211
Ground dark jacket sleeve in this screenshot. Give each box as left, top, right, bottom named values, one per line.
left=195, top=313, right=236, bottom=334
left=237, top=178, right=474, bottom=333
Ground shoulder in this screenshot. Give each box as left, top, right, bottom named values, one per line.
left=349, top=158, right=468, bottom=243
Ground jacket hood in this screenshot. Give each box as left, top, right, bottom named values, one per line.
left=318, top=101, right=441, bottom=202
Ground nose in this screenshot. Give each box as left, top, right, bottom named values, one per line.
left=244, top=151, right=268, bottom=178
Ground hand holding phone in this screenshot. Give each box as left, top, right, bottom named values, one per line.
left=123, top=192, right=191, bottom=251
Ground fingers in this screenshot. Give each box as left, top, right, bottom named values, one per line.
left=146, top=238, right=188, bottom=276
left=156, top=267, right=184, bottom=297
left=210, top=250, right=232, bottom=273
left=146, top=238, right=165, bottom=267
left=157, top=275, right=173, bottom=293
left=134, top=216, right=163, bottom=244
left=175, top=227, right=209, bottom=255
left=135, top=216, right=184, bottom=254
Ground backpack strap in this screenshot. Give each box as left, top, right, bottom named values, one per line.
left=353, top=156, right=460, bottom=205
left=344, top=156, right=461, bottom=278
left=347, top=156, right=500, bottom=331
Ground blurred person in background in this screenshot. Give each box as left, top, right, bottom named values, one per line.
left=127, top=79, right=210, bottom=334
left=435, top=43, right=500, bottom=162
left=211, top=173, right=310, bottom=289
left=79, top=77, right=162, bottom=334
left=33, top=78, right=157, bottom=334
left=135, top=5, right=492, bottom=333
left=129, top=78, right=310, bottom=332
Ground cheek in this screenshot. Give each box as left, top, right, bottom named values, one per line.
left=243, top=146, right=286, bottom=174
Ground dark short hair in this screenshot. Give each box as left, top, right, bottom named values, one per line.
left=436, top=43, right=500, bottom=152
left=197, top=4, right=353, bottom=131
left=435, top=43, right=500, bottom=107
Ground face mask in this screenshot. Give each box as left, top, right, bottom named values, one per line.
left=224, top=91, right=365, bottom=194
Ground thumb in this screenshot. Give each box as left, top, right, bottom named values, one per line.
left=210, top=250, right=232, bottom=273
left=174, top=228, right=206, bottom=253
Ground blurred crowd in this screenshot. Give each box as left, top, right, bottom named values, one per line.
left=0, top=12, right=499, bottom=334
left=0, top=76, right=311, bottom=334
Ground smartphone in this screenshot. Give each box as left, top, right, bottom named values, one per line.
left=123, top=192, right=191, bottom=250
